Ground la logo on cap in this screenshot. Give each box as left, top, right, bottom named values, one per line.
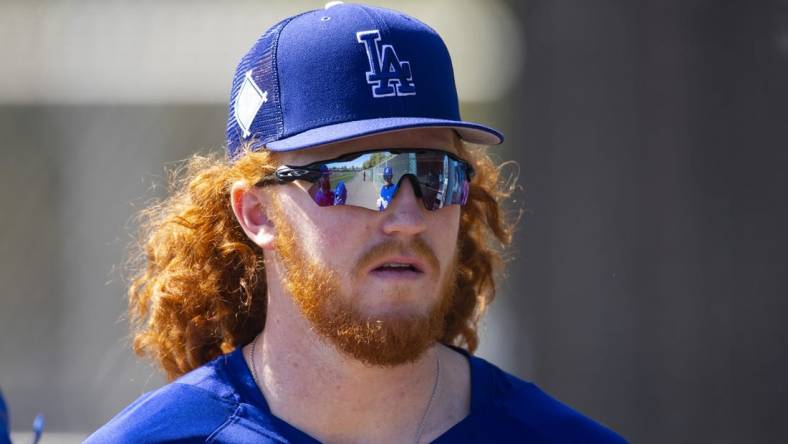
left=357, top=30, right=416, bottom=98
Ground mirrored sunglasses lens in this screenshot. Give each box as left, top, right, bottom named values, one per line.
left=305, top=151, right=470, bottom=211
left=416, top=155, right=470, bottom=210
left=306, top=153, right=387, bottom=209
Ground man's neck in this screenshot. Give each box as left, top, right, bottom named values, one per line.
left=244, top=278, right=471, bottom=444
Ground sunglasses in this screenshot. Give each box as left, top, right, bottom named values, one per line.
left=256, top=148, right=475, bottom=211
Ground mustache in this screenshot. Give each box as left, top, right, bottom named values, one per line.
left=354, top=237, right=440, bottom=276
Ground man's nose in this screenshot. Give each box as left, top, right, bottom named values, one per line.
left=381, top=177, right=427, bottom=236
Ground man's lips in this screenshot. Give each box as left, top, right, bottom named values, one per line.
left=367, top=256, right=427, bottom=275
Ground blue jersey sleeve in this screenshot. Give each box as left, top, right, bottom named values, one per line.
left=434, top=351, right=628, bottom=443
left=85, top=383, right=237, bottom=444
left=469, top=356, right=628, bottom=443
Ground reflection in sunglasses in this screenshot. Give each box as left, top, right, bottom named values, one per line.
left=269, top=149, right=473, bottom=212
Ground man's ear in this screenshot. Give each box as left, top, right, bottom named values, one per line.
left=230, top=180, right=276, bottom=250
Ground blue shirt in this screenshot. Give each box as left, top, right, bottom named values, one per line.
left=379, top=183, right=397, bottom=210
left=87, top=347, right=626, bottom=443
left=0, top=390, right=10, bottom=444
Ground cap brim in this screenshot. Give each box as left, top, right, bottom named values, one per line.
left=264, top=117, right=503, bottom=152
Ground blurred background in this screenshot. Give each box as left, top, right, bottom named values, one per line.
left=1, top=0, right=787, bottom=442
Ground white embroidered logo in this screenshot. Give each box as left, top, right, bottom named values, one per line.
left=234, top=70, right=268, bottom=138
left=356, top=30, right=416, bottom=97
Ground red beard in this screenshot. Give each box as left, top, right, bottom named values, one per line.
left=270, top=202, right=457, bottom=366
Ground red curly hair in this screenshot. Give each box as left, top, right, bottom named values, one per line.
left=128, top=142, right=517, bottom=380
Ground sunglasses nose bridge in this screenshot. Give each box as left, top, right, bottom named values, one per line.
left=395, top=174, right=423, bottom=199
left=385, top=174, right=429, bottom=218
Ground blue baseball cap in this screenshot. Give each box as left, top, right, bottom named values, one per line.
left=226, top=1, right=504, bottom=158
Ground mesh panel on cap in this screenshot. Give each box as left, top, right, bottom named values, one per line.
left=226, top=16, right=297, bottom=159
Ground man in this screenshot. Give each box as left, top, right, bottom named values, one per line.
left=88, top=2, right=626, bottom=443
left=378, top=166, right=397, bottom=210
left=311, top=164, right=335, bottom=207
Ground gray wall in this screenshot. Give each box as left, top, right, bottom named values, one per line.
left=509, top=0, right=788, bottom=442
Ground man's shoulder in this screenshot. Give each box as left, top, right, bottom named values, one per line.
left=469, top=355, right=628, bottom=443
left=86, top=353, right=241, bottom=443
